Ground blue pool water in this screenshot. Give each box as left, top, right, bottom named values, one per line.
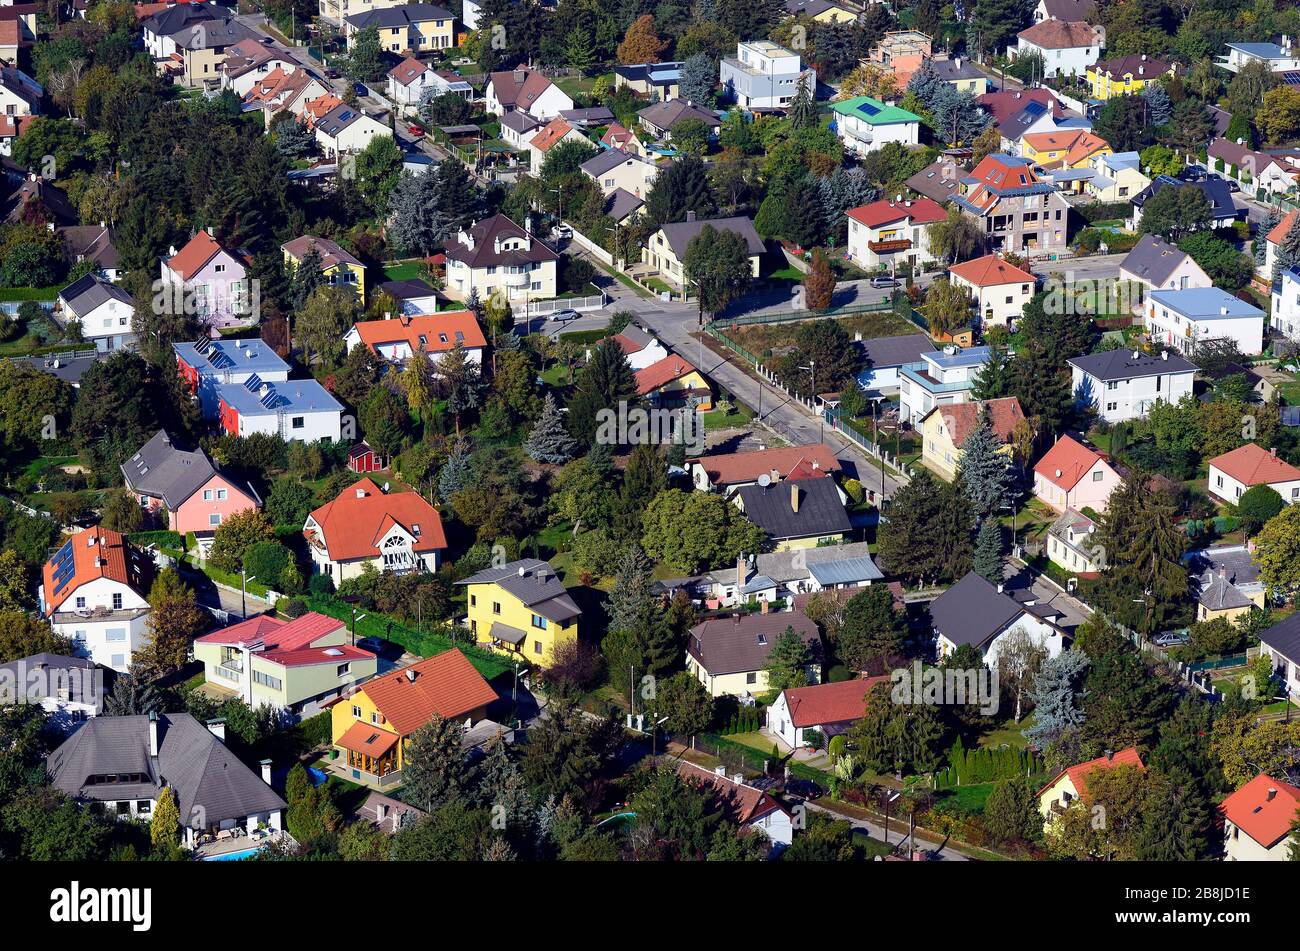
left=203, top=845, right=263, bottom=862
left=307, top=767, right=327, bottom=786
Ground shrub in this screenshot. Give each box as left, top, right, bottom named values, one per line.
left=843, top=478, right=864, bottom=505
left=242, top=540, right=293, bottom=592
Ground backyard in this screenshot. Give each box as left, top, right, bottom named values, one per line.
left=721, top=310, right=922, bottom=359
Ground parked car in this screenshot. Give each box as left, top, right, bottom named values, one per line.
left=547, top=309, right=580, bottom=322
left=324, top=67, right=341, bottom=79
left=871, top=275, right=897, bottom=288
left=783, top=778, right=824, bottom=801
left=552, top=224, right=574, bottom=239
left=408, top=123, right=426, bottom=137
left=1153, top=630, right=1190, bottom=648
left=353, top=82, right=369, bottom=98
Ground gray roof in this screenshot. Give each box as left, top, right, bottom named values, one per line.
left=121, top=430, right=256, bottom=511
left=605, top=187, right=644, bottom=222
left=1186, top=545, right=1262, bottom=611
left=0, top=653, right=108, bottom=709
left=687, top=609, right=821, bottom=676
left=755, top=541, right=880, bottom=585
left=1067, top=348, right=1198, bottom=381
left=59, top=273, right=132, bottom=313
left=581, top=147, right=647, bottom=177
left=168, top=17, right=258, bottom=50
left=10, top=350, right=102, bottom=386
left=344, top=3, right=453, bottom=29
left=929, top=57, right=984, bottom=82
left=861, top=333, right=938, bottom=369
left=928, top=571, right=1031, bottom=649
left=1259, top=611, right=1300, bottom=663
left=1038, top=0, right=1096, bottom=17
left=499, top=110, right=540, bottom=134
left=638, top=99, right=720, bottom=133
left=906, top=159, right=963, bottom=203
left=1121, top=233, right=1195, bottom=285
left=736, top=477, right=852, bottom=541
left=456, top=558, right=581, bottom=623
left=1133, top=175, right=1236, bottom=220
left=559, top=106, right=615, bottom=126
left=808, top=556, right=885, bottom=587
left=657, top=215, right=764, bottom=260
left=46, top=713, right=286, bottom=824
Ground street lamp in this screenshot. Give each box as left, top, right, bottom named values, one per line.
left=870, top=395, right=888, bottom=501
left=341, top=594, right=363, bottom=646
left=883, top=790, right=900, bottom=846
left=798, top=359, right=822, bottom=441
left=240, top=571, right=256, bottom=620
left=650, top=715, right=669, bottom=758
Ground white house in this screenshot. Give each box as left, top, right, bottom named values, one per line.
left=898, top=345, right=991, bottom=424
left=1217, top=39, right=1300, bottom=74
left=55, top=274, right=135, bottom=352
left=1206, top=442, right=1300, bottom=505
left=1119, top=233, right=1212, bottom=307
left=1269, top=266, right=1300, bottom=341
left=343, top=311, right=487, bottom=366
left=676, top=761, right=794, bottom=848
left=830, top=96, right=921, bottom=157
left=1145, top=287, right=1266, bottom=356
left=612, top=325, right=669, bottom=370
left=386, top=55, right=471, bottom=110
left=304, top=478, right=447, bottom=583
left=315, top=102, right=392, bottom=156
left=1067, top=349, right=1197, bottom=423
left=1220, top=773, right=1300, bottom=861
left=484, top=67, right=574, bottom=120
left=845, top=196, right=946, bottom=270
left=0, top=65, right=41, bottom=118
left=767, top=676, right=889, bottom=751
left=217, top=376, right=343, bottom=443
left=220, top=37, right=300, bottom=96
left=718, top=39, right=814, bottom=111
left=38, top=528, right=153, bottom=674
left=929, top=571, right=1068, bottom=665
left=1257, top=613, right=1300, bottom=710
left=0, top=653, right=107, bottom=732
left=1014, top=19, right=1104, bottom=78
left=524, top=116, right=588, bottom=174
left=947, top=254, right=1037, bottom=328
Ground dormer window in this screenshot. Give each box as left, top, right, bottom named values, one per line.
left=411, top=523, right=421, bottom=535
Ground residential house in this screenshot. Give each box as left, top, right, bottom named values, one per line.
left=689, top=443, right=840, bottom=495
left=642, top=214, right=764, bottom=289
left=7, top=351, right=102, bottom=388
left=1261, top=209, right=1298, bottom=284
left=613, top=325, right=669, bottom=370
left=1033, top=0, right=1095, bottom=21
left=845, top=196, right=946, bottom=270
left=1086, top=54, right=1175, bottom=100
left=141, top=1, right=228, bottom=62
left=0, top=20, right=28, bottom=67
left=1145, top=287, right=1266, bottom=356
left=160, top=230, right=252, bottom=330
left=948, top=254, right=1037, bottom=328
left=0, top=653, right=109, bottom=731
left=1119, top=233, right=1212, bottom=307
left=728, top=543, right=883, bottom=605
left=613, top=61, right=683, bottom=101
left=1082, top=150, right=1150, bottom=203
left=457, top=559, right=582, bottom=667
left=929, top=571, right=1069, bottom=663
left=767, top=676, right=890, bottom=750
left=1046, top=508, right=1104, bottom=576
left=386, top=56, right=470, bottom=110
left=601, top=122, right=636, bottom=151
left=1038, top=748, right=1144, bottom=831
left=376, top=277, right=445, bottom=316
left=344, top=311, right=486, bottom=366
left=219, top=375, right=343, bottom=443
left=1208, top=136, right=1299, bottom=195
left=38, top=528, right=154, bottom=674
left=995, top=99, right=1092, bottom=157
left=927, top=55, right=989, bottom=95
left=1206, top=442, right=1300, bottom=505
left=46, top=712, right=286, bottom=845
left=978, top=88, right=1068, bottom=140
left=499, top=110, right=542, bottom=149
left=220, top=37, right=299, bottom=96
left=54, top=274, right=134, bottom=352
left=952, top=153, right=1071, bottom=253
left=445, top=213, right=559, bottom=303
left=560, top=106, right=616, bottom=129
left=354, top=791, right=426, bottom=832
left=524, top=116, right=587, bottom=174
left=864, top=30, right=931, bottom=89
left=243, top=66, right=331, bottom=126
left=343, top=4, right=456, bottom=53
left=1186, top=544, right=1266, bottom=623
left=195, top=612, right=378, bottom=715
left=156, top=14, right=260, bottom=89
left=1067, top=348, right=1197, bottom=422
left=484, top=67, right=574, bottom=120
left=1131, top=175, right=1239, bottom=231
left=3, top=175, right=78, bottom=227
left=676, top=761, right=794, bottom=847
left=856, top=333, right=939, bottom=392
left=580, top=148, right=658, bottom=199
left=1257, top=612, right=1300, bottom=709
left=0, top=112, right=31, bottom=156
left=918, top=396, right=1025, bottom=480
left=719, top=40, right=814, bottom=110
left=898, top=345, right=992, bottom=424
left=60, top=224, right=121, bottom=282
left=320, top=0, right=411, bottom=21
left=635, top=353, right=713, bottom=410
left=0, top=65, right=40, bottom=118
left=906, top=156, right=964, bottom=204
left=686, top=608, right=822, bottom=698
left=174, top=336, right=291, bottom=418
left=282, top=235, right=366, bottom=301
left=1014, top=19, right=1104, bottom=78
left=1021, top=130, right=1111, bottom=191
left=637, top=98, right=721, bottom=140
left=1221, top=774, right=1300, bottom=860
left=1033, top=434, right=1122, bottom=511
left=329, top=650, right=499, bottom=789
left=733, top=476, right=852, bottom=550
left=1218, top=39, right=1300, bottom=73
left=121, top=430, right=261, bottom=538
left=1271, top=265, right=1300, bottom=340
left=315, top=102, right=392, bottom=157
left=830, top=96, right=921, bottom=157
left=305, top=478, right=447, bottom=582
left=785, top=0, right=860, bottom=23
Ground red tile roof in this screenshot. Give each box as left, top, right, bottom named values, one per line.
left=780, top=675, right=890, bottom=728
left=164, top=231, right=236, bottom=281
left=949, top=254, right=1036, bottom=288
left=42, top=527, right=151, bottom=615
left=977, top=89, right=1065, bottom=124
left=676, top=760, right=788, bottom=824
left=529, top=116, right=575, bottom=153
left=349, top=312, right=486, bottom=356
left=1034, top=434, right=1110, bottom=491
left=306, top=478, right=447, bottom=563
left=359, top=649, right=498, bottom=736
left=602, top=123, right=633, bottom=148
left=1039, top=746, right=1144, bottom=801
left=1219, top=773, right=1300, bottom=849
left=634, top=354, right=699, bottom=394
left=336, top=720, right=400, bottom=758
left=1017, top=19, right=1102, bottom=50
left=388, top=55, right=429, bottom=86
left=1207, top=443, right=1300, bottom=487
left=846, top=196, right=947, bottom=229
left=1267, top=209, right=1298, bottom=245
left=691, top=444, right=840, bottom=486
left=488, top=67, right=558, bottom=110
left=195, top=612, right=374, bottom=668
left=927, top=397, right=1025, bottom=448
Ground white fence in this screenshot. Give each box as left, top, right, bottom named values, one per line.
left=565, top=223, right=616, bottom=267
left=525, top=293, right=607, bottom=317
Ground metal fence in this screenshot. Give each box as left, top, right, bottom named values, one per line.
left=524, top=293, right=606, bottom=317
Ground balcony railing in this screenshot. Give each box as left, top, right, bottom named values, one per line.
left=868, top=238, right=912, bottom=254
left=215, top=662, right=243, bottom=681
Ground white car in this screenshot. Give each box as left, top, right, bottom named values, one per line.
left=547, top=309, right=580, bottom=322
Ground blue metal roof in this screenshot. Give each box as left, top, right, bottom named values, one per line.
left=1147, top=287, right=1266, bottom=319
left=807, top=556, right=884, bottom=586
left=218, top=377, right=342, bottom=416
left=173, top=339, right=289, bottom=378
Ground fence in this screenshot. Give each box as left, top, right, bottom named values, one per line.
left=524, top=293, right=606, bottom=317
left=564, top=223, right=615, bottom=268
left=713, top=298, right=895, bottom=329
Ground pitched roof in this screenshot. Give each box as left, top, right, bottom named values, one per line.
left=656, top=215, right=764, bottom=259
left=1119, top=233, right=1199, bottom=286
left=736, top=476, right=852, bottom=540
left=687, top=609, right=821, bottom=676
left=306, top=478, right=447, bottom=562
left=1259, top=611, right=1300, bottom=663
left=41, top=527, right=152, bottom=615
left=780, top=675, right=891, bottom=728
left=634, top=354, right=699, bottom=394
left=690, top=444, right=840, bottom=486
left=358, top=649, right=498, bottom=735
left=1089, top=53, right=1171, bottom=79
left=860, top=333, right=938, bottom=369
left=195, top=612, right=374, bottom=668
left=1039, top=747, right=1144, bottom=801
left=1038, top=0, right=1096, bottom=17
left=60, top=224, right=120, bottom=271
left=830, top=96, right=922, bottom=126
left=638, top=98, right=721, bottom=132
left=445, top=214, right=559, bottom=269
left=121, top=429, right=256, bottom=511
left=1207, top=442, right=1300, bottom=487
left=388, top=56, right=431, bottom=86
left=605, top=187, right=644, bottom=222
left=846, top=196, right=947, bottom=229
left=977, top=89, right=1065, bottom=124
left=1133, top=176, right=1235, bottom=219
left=927, top=571, right=1030, bottom=649
left=906, top=159, right=963, bottom=203
left=949, top=254, right=1035, bottom=287
left=488, top=67, right=562, bottom=110
left=345, top=3, right=453, bottom=29
left=601, top=123, right=634, bottom=148
left=1033, top=434, right=1110, bottom=491
left=59, top=272, right=131, bottom=313
left=282, top=234, right=362, bottom=269
left=1067, top=348, right=1198, bottom=381
left=1268, top=209, right=1298, bottom=245
left=677, top=760, right=789, bottom=825
left=754, top=542, right=881, bottom=585
left=165, top=230, right=238, bottom=281
left=1219, top=773, right=1300, bottom=849
left=581, top=147, right=650, bottom=177
left=455, top=559, right=581, bottom=623
left=349, top=311, right=485, bottom=355
left=925, top=397, right=1025, bottom=448
left=1017, top=19, right=1102, bottom=49
left=528, top=116, right=576, bottom=153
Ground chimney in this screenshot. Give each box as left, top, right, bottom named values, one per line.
left=1267, top=787, right=1278, bottom=801
left=996, top=583, right=1004, bottom=593
left=1270, top=446, right=1278, bottom=456
left=736, top=554, right=745, bottom=587
left=1105, top=749, right=1115, bottom=761
left=733, top=613, right=741, bottom=625
left=1015, top=91, right=1022, bottom=99
left=356, top=487, right=367, bottom=498
left=790, top=483, right=800, bottom=513
left=955, top=56, right=962, bottom=69
left=259, top=758, right=272, bottom=785
left=148, top=711, right=159, bottom=757
left=405, top=668, right=417, bottom=682
left=206, top=717, right=226, bottom=742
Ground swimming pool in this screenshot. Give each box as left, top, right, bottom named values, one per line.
left=307, top=766, right=327, bottom=787
left=203, top=845, right=264, bottom=862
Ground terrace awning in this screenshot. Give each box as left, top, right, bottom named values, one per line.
left=336, top=721, right=400, bottom=759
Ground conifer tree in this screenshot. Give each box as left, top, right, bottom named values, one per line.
left=524, top=393, right=578, bottom=465
left=973, top=516, right=1005, bottom=583
left=958, top=405, right=1015, bottom=517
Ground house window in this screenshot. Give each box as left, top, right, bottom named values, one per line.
left=210, top=514, right=221, bottom=527
left=204, top=489, right=213, bottom=501
left=217, top=489, right=227, bottom=501
left=112, top=593, right=123, bottom=610
left=746, top=672, right=757, bottom=684
left=76, top=597, right=86, bottom=609
left=534, top=640, right=543, bottom=655
left=292, top=417, right=305, bottom=429
left=337, top=663, right=350, bottom=677
left=470, top=594, right=477, bottom=607
left=531, top=614, right=547, bottom=630
left=1092, top=470, right=1103, bottom=481
left=106, top=628, right=126, bottom=641
left=492, top=602, right=501, bottom=615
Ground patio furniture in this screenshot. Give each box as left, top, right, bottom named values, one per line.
left=216, top=829, right=234, bottom=841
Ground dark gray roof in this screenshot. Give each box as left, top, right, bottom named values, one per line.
left=559, top=106, right=615, bottom=126
left=1186, top=545, right=1263, bottom=611
left=168, top=17, right=258, bottom=50
left=736, top=477, right=852, bottom=540
left=59, top=273, right=132, bottom=313
left=60, top=225, right=120, bottom=271
left=1259, top=612, right=1300, bottom=663
left=1067, top=348, right=1198, bottom=381
left=581, top=147, right=647, bottom=177
left=142, top=2, right=225, bottom=36
left=1120, top=233, right=1194, bottom=286
left=445, top=214, right=559, bottom=269
left=120, top=430, right=256, bottom=511
left=906, top=159, right=963, bottom=203
left=500, top=111, right=540, bottom=134
left=0, top=653, right=109, bottom=708
left=456, top=558, right=581, bottom=623
left=377, top=278, right=441, bottom=302
left=657, top=215, right=764, bottom=260
left=929, top=57, right=984, bottom=82
left=9, top=349, right=102, bottom=386
left=345, top=3, right=452, bottom=28
left=605, top=187, right=644, bottom=222
left=928, top=572, right=1029, bottom=648
left=861, top=333, right=938, bottom=369
left=638, top=99, right=720, bottom=133
left=1133, top=175, right=1237, bottom=221
left=46, top=713, right=286, bottom=823
left=755, top=542, right=880, bottom=585
left=1038, top=0, right=1096, bottom=17
left=687, top=609, right=821, bottom=676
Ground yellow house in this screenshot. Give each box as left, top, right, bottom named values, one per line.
left=329, top=649, right=498, bottom=789
left=788, top=0, right=861, bottom=24
left=344, top=5, right=457, bottom=54
left=282, top=235, right=367, bottom=302
left=642, top=216, right=764, bottom=293
left=456, top=559, right=582, bottom=668
left=1038, top=748, right=1144, bottom=833
left=1192, top=547, right=1267, bottom=624
left=1083, top=150, right=1151, bottom=203
left=1021, top=130, right=1112, bottom=172
left=686, top=611, right=822, bottom=698
left=919, top=397, right=1024, bottom=480
left=634, top=354, right=713, bottom=411
left=1087, top=54, right=1175, bottom=101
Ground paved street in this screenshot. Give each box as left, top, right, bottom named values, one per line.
left=806, top=801, right=974, bottom=860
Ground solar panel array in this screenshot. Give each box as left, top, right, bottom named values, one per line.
left=50, top=540, right=75, bottom=597
left=207, top=346, right=233, bottom=370
left=259, top=386, right=282, bottom=410
left=193, top=337, right=212, bottom=355
left=244, top=373, right=263, bottom=392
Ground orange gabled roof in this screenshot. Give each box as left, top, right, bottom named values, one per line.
left=1022, top=129, right=1082, bottom=153
left=846, top=196, right=947, bottom=229
left=194, top=612, right=374, bottom=668
left=691, top=444, right=841, bottom=486
left=949, top=254, right=1035, bottom=288
left=1033, top=434, right=1110, bottom=491
left=677, top=760, right=789, bottom=825
left=1063, top=132, right=1109, bottom=166
left=1207, top=442, right=1300, bottom=487
left=781, top=675, right=890, bottom=728
left=304, top=93, right=343, bottom=125
left=306, top=478, right=447, bottom=563
left=1038, top=747, right=1144, bottom=801
left=529, top=117, right=575, bottom=153
left=42, top=527, right=150, bottom=615
left=349, top=311, right=486, bottom=355
left=165, top=231, right=237, bottom=281
left=1219, top=773, right=1300, bottom=850
left=359, top=649, right=498, bottom=736
left=602, top=122, right=633, bottom=147
left=927, top=397, right=1025, bottom=448
left=634, top=354, right=699, bottom=394
left=1268, top=209, right=1298, bottom=245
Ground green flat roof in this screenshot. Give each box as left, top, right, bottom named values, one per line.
left=830, top=96, right=921, bottom=126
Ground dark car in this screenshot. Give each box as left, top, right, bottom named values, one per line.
left=783, top=778, right=824, bottom=801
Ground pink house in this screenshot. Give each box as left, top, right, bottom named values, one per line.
left=121, top=431, right=261, bottom=537
left=160, top=230, right=254, bottom=331
left=1032, top=435, right=1122, bottom=512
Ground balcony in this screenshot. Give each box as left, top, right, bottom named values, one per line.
left=868, top=238, right=912, bottom=254
left=215, top=661, right=243, bottom=681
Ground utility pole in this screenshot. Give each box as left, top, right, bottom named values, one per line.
left=799, top=359, right=820, bottom=441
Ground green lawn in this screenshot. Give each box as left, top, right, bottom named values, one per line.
left=0, top=285, right=61, bottom=302
left=976, top=715, right=1033, bottom=750
left=701, top=402, right=754, bottom=429
left=553, top=72, right=611, bottom=100
left=937, top=783, right=996, bottom=814
left=383, top=261, right=425, bottom=282
left=726, top=731, right=779, bottom=757
left=1274, top=379, right=1300, bottom=406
